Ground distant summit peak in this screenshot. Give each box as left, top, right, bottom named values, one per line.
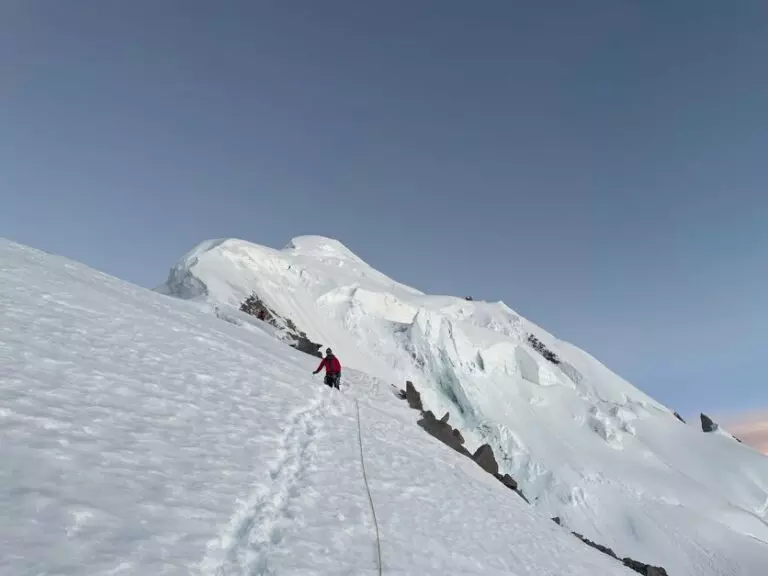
left=282, top=235, right=365, bottom=263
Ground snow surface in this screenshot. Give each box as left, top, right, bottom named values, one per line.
left=156, top=234, right=768, bottom=576
left=1, top=238, right=636, bottom=575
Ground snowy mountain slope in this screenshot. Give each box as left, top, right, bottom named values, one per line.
left=159, top=235, right=768, bottom=576
left=1, top=238, right=636, bottom=576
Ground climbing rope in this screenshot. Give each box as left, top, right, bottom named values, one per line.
left=355, top=399, right=383, bottom=576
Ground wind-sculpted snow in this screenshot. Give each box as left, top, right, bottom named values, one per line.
left=158, top=235, right=768, bottom=576
left=1, top=238, right=638, bottom=575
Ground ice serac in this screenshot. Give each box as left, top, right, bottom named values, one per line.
left=159, top=235, right=768, bottom=576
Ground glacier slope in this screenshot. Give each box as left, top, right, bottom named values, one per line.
left=159, top=235, right=768, bottom=576
left=1, top=238, right=635, bottom=576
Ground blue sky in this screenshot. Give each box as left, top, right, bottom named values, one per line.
left=2, top=1, right=766, bottom=419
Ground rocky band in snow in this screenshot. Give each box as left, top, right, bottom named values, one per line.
left=398, top=380, right=670, bottom=576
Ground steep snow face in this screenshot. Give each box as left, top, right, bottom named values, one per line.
left=2, top=238, right=636, bottom=576
left=159, top=236, right=768, bottom=576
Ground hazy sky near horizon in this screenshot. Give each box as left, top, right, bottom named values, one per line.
left=2, top=1, right=767, bottom=422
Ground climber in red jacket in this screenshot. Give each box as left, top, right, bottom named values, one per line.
left=314, top=348, right=342, bottom=389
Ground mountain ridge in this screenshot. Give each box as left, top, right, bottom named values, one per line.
left=157, top=234, right=768, bottom=576
left=2, top=236, right=642, bottom=575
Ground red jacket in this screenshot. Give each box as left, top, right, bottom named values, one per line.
left=316, top=354, right=341, bottom=374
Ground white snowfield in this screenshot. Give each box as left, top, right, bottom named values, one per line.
left=154, top=235, right=768, bottom=576
left=1, top=239, right=636, bottom=576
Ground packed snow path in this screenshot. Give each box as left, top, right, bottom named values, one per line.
left=201, top=395, right=327, bottom=575
left=1, top=239, right=634, bottom=575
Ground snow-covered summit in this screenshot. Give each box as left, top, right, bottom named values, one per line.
left=283, top=234, right=371, bottom=265
left=159, top=235, right=768, bottom=576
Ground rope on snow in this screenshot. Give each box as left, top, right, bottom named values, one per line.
left=355, top=399, right=383, bottom=575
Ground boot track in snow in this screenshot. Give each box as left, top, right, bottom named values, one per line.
left=199, top=393, right=327, bottom=576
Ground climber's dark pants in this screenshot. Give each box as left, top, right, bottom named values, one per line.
left=324, top=372, right=341, bottom=389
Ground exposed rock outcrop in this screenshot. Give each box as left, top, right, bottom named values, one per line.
left=526, top=333, right=561, bottom=365
left=498, top=473, right=519, bottom=492
left=240, top=293, right=323, bottom=357
left=700, top=413, right=718, bottom=433
left=399, top=382, right=526, bottom=502
left=473, top=444, right=499, bottom=476
left=673, top=411, right=686, bottom=423
left=417, top=410, right=471, bottom=457
left=699, top=412, right=743, bottom=443
left=405, top=381, right=423, bottom=411
left=572, top=531, right=618, bottom=559
left=571, top=531, right=669, bottom=575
